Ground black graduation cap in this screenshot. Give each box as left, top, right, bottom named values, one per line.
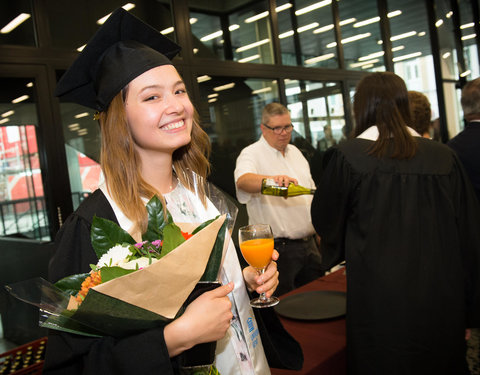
left=55, top=8, right=181, bottom=111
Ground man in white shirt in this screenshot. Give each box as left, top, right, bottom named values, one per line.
left=234, top=102, right=324, bottom=296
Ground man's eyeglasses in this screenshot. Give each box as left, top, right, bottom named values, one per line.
left=262, top=123, right=294, bottom=135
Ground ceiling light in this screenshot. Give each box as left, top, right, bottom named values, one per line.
left=387, top=10, right=402, bottom=18
left=390, top=31, right=416, bottom=41
left=160, top=27, right=174, bottom=35
left=193, top=48, right=199, bottom=54
left=298, top=22, right=319, bottom=33
left=353, top=17, right=379, bottom=28
left=279, top=30, right=294, bottom=39
left=12, top=95, right=29, bottom=104
left=213, top=83, right=235, bottom=91
left=362, top=64, right=374, bottom=69
left=442, top=52, right=451, bottom=59
left=208, top=98, right=217, bottom=103
left=78, top=129, right=88, bottom=136
left=391, top=45, right=405, bottom=52
left=252, top=87, right=272, bottom=94
left=358, top=51, right=384, bottom=61
left=461, top=33, right=476, bottom=40
left=435, top=19, right=444, bottom=27
left=2, top=110, right=14, bottom=117
left=460, top=22, right=474, bottom=29
left=417, top=31, right=426, bottom=36
left=75, top=112, right=89, bottom=119
left=238, top=54, right=260, bottom=63
left=201, top=30, right=223, bottom=42
left=276, top=3, right=292, bottom=12
left=189, top=18, right=198, bottom=25
left=229, top=24, right=240, bottom=31
left=340, top=18, right=356, bottom=26
left=313, top=24, right=334, bottom=34
left=245, top=11, right=269, bottom=23
left=305, top=53, right=335, bottom=65
left=446, top=11, right=453, bottom=18
left=97, top=4, right=135, bottom=25
left=207, top=93, right=219, bottom=98
left=295, top=1, right=332, bottom=16
left=0, top=118, right=9, bottom=125
left=460, top=70, right=471, bottom=77
left=235, top=39, right=270, bottom=53
left=197, top=75, right=211, bottom=83
left=1, top=13, right=31, bottom=34
left=68, top=123, right=80, bottom=131
left=77, top=44, right=86, bottom=52
left=392, top=52, right=422, bottom=62
left=350, top=59, right=379, bottom=68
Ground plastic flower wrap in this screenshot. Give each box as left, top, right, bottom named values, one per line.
left=7, top=195, right=229, bottom=339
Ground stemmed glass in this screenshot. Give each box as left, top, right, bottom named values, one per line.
left=238, top=224, right=279, bottom=308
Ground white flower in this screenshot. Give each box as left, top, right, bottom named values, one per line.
left=120, top=257, right=159, bottom=270
left=96, top=244, right=132, bottom=267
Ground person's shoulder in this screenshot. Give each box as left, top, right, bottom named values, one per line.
left=74, top=189, right=116, bottom=224
left=238, top=138, right=263, bottom=154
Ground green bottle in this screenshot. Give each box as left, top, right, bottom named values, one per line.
left=261, top=178, right=316, bottom=197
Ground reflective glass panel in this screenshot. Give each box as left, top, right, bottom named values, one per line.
left=288, top=0, right=338, bottom=68
left=434, top=0, right=460, bottom=79
left=0, top=0, right=36, bottom=47
left=229, top=2, right=274, bottom=64
left=285, top=79, right=345, bottom=185
left=56, top=71, right=102, bottom=210
left=389, top=0, right=439, bottom=126
left=338, top=0, right=385, bottom=71
left=46, top=0, right=174, bottom=51
left=0, top=77, right=49, bottom=240
left=459, top=0, right=479, bottom=79
left=189, top=11, right=225, bottom=59
left=197, top=75, right=279, bottom=196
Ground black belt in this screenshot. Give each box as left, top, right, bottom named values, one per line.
left=274, top=235, right=314, bottom=243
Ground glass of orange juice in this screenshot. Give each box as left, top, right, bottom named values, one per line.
left=238, top=224, right=279, bottom=308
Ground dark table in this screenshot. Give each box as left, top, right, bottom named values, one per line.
left=270, top=269, right=347, bottom=375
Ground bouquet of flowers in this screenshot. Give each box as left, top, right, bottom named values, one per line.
left=7, top=180, right=238, bottom=374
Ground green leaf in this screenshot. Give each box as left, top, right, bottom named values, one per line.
left=200, top=220, right=228, bottom=282
left=191, top=216, right=217, bottom=235
left=161, top=223, right=185, bottom=256
left=143, top=195, right=173, bottom=242
left=100, top=266, right=137, bottom=283
left=91, top=216, right=136, bottom=259
left=54, top=272, right=90, bottom=296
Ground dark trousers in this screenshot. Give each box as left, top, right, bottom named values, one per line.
left=274, top=236, right=324, bottom=296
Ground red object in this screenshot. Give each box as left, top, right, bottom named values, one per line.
left=270, top=269, right=347, bottom=375
left=0, top=336, right=47, bottom=375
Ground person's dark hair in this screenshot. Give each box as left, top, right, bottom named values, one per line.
left=353, top=72, right=417, bottom=159
left=408, top=91, right=432, bottom=136
left=461, top=77, right=480, bottom=121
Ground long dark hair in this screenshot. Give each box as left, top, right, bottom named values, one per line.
left=353, top=72, right=417, bottom=159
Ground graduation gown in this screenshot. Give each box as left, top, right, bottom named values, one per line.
left=311, top=137, right=480, bottom=375
left=44, top=190, right=302, bottom=375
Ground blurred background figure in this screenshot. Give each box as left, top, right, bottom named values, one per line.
left=317, top=124, right=337, bottom=151
left=234, top=102, right=324, bottom=296
left=408, top=90, right=433, bottom=138
left=448, top=77, right=480, bottom=203
left=311, top=71, right=480, bottom=375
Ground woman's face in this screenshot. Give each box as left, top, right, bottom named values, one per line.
left=124, top=65, right=194, bottom=159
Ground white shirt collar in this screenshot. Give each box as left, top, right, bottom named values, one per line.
left=357, top=125, right=421, bottom=140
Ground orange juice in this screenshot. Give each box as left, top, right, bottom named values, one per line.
left=240, top=238, right=274, bottom=269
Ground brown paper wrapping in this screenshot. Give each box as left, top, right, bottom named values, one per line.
left=92, top=214, right=226, bottom=319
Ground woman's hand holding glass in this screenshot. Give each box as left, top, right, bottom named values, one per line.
left=239, top=224, right=280, bottom=308
left=243, top=249, right=279, bottom=298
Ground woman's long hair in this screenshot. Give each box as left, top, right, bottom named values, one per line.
left=99, top=91, right=211, bottom=235
left=353, top=72, right=417, bottom=159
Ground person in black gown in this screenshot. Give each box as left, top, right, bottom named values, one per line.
left=311, top=71, right=480, bottom=375
left=43, top=8, right=302, bottom=375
